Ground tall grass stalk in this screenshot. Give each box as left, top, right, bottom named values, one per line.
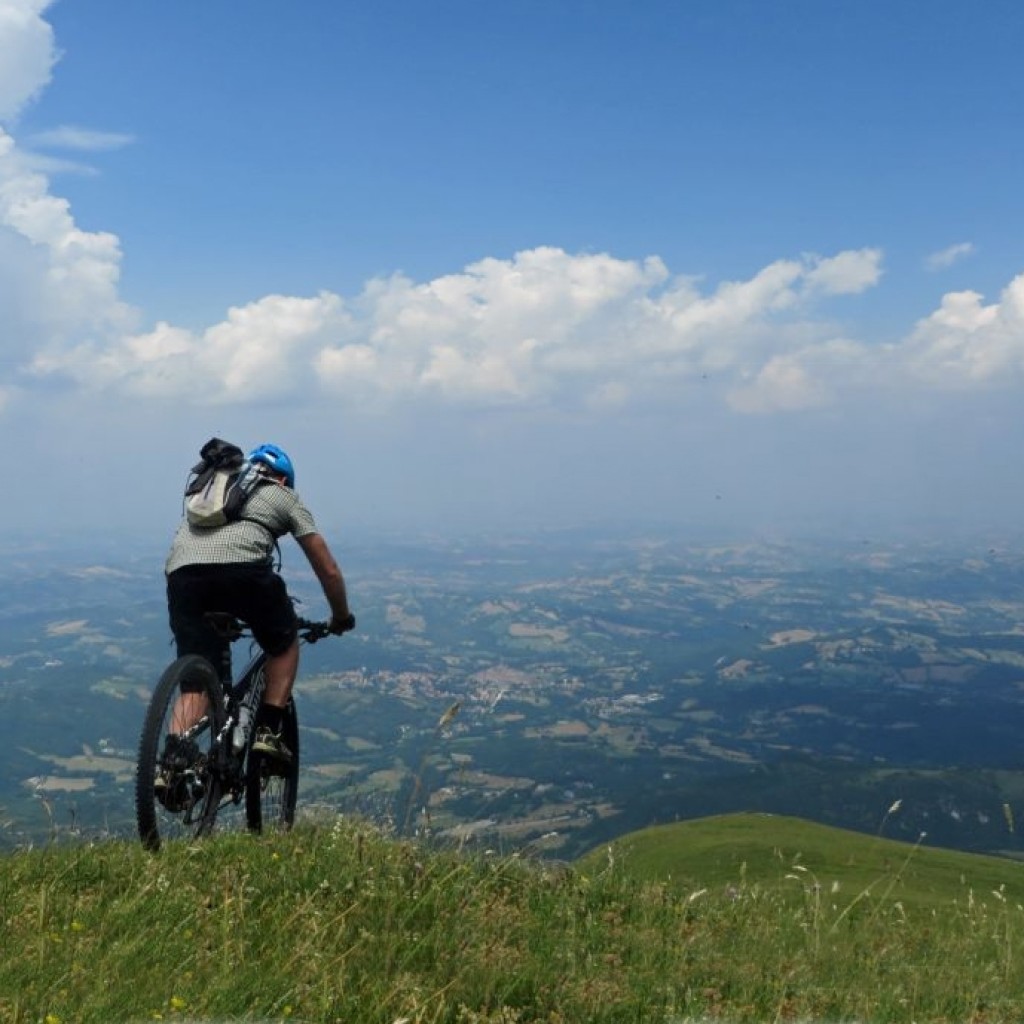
left=2, top=818, right=1024, bottom=1023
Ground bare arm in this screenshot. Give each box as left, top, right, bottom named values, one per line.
left=296, top=532, right=354, bottom=631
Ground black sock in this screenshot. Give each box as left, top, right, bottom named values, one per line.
left=261, top=704, right=285, bottom=733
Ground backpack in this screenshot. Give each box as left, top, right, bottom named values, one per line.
left=184, top=438, right=269, bottom=528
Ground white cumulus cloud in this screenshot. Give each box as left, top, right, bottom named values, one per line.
left=34, top=292, right=348, bottom=402
left=22, top=238, right=1024, bottom=417
left=311, top=247, right=881, bottom=407
left=0, top=0, right=57, bottom=125
left=315, top=248, right=669, bottom=404
left=0, top=130, right=133, bottom=342
left=729, top=354, right=829, bottom=414
left=0, top=0, right=134, bottom=389
left=803, top=248, right=883, bottom=294
left=728, top=338, right=873, bottom=413
left=902, top=275, right=1024, bottom=385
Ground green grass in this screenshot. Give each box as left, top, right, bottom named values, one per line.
left=3, top=813, right=1024, bottom=1022
left=577, top=811, right=1024, bottom=912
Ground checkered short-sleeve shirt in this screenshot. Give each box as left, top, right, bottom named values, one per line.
left=165, top=480, right=318, bottom=574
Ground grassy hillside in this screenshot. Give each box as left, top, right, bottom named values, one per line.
left=576, top=811, right=1024, bottom=912
left=3, top=814, right=1024, bottom=1023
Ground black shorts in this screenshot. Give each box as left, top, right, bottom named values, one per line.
left=167, top=563, right=298, bottom=675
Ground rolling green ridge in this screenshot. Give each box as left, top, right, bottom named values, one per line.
left=577, top=811, right=1024, bottom=912
left=4, top=813, right=1024, bottom=1023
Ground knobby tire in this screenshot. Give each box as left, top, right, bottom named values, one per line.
left=245, top=698, right=300, bottom=833
left=135, top=655, right=226, bottom=851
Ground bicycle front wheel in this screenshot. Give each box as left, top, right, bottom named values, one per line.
left=135, top=655, right=227, bottom=851
left=245, top=699, right=300, bottom=833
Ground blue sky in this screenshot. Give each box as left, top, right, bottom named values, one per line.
left=3, top=0, right=1024, bottom=544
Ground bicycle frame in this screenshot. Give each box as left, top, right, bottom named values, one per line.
left=211, top=643, right=269, bottom=806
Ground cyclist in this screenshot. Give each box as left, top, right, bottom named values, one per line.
left=162, top=442, right=355, bottom=777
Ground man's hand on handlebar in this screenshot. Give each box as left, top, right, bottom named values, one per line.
left=329, top=612, right=356, bottom=635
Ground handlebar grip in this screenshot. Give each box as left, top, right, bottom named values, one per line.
left=296, top=618, right=332, bottom=642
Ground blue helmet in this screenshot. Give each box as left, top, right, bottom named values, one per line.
left=249, top=443, right=295, bottom=488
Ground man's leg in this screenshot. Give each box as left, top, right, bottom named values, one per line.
left=251, top=638, right=300, bottom=763
left=170, top=690, right=210, bottom=735
left=245, top=567, right=300, bottom=761
left=157, top=679, right=211, bottom=808
left=263, top=638, right=299, bottom=708
left=166, top=568, right=223, bottom=737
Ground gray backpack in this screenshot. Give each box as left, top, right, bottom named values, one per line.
left=184, top=438, right=269, bottom=528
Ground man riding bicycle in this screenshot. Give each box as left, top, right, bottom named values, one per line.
left=163, top=442, right=355, bottom=776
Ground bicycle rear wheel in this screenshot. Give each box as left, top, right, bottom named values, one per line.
left=135, top=655, right=227, bottom=851
left=245, top=699, right=300, bottom=833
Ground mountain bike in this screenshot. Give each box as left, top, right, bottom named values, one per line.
left=135, top=614, right=333, bottom=851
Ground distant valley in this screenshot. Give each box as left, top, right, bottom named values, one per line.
left=3, top=530, right=1024, bottom=860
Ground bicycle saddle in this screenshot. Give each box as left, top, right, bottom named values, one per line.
left=204, top=611, right=246, bottom=640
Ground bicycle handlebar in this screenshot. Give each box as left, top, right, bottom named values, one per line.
left=205, top=611, right=351, bottom=644
left=296, top=618, right=333, bottom=643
